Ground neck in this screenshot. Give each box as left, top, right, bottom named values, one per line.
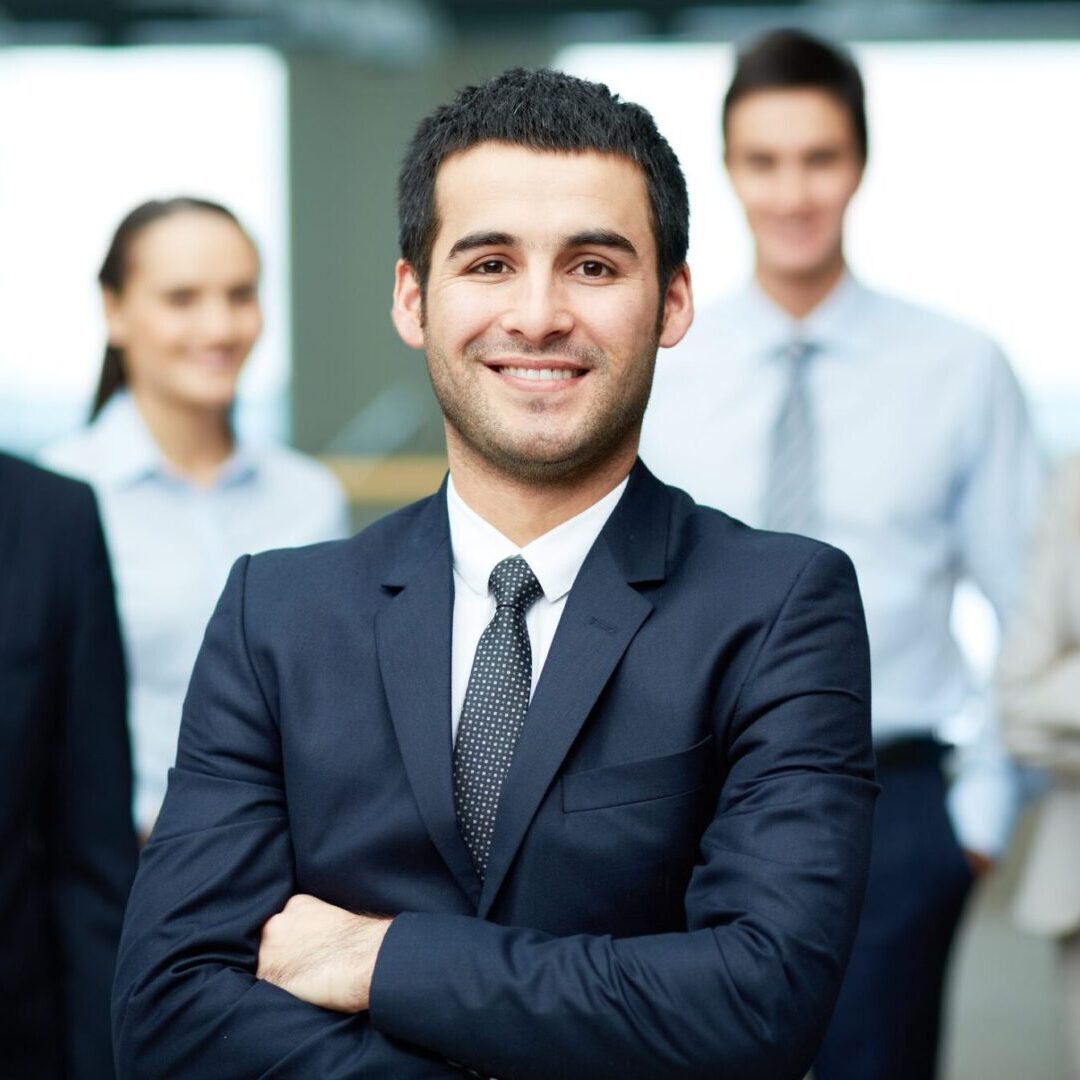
left=755, top=253, right=846, bottom=319
left=447, top=435, right=636, bottom=548
left=129, top=390, right=234, bottom=488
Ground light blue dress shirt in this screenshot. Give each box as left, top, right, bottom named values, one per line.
left=640, top=273, right=1044, bottom=855
left=42, top=392, right=349, bottom=831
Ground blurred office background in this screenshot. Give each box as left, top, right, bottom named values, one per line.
left=1, top=1, right=1078, bottom=1075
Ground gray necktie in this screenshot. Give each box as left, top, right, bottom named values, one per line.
left=453, top=555, right=543, bottom=880
left=762, top=339, right=817, bottom=535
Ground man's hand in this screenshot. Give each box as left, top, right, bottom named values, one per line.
left=257, top=894, right=391, bottom=1013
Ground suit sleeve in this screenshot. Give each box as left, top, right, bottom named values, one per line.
left=369, top=545, right=877, bottom=1080
left=111, top=556, right=459, bottom=1079
left=54, top=486, right=138, bottom=1080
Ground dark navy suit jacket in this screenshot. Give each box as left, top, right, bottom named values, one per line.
left=114, top=462, right=876, bottom=1079
left=0, top=452, right=136, bottom=1079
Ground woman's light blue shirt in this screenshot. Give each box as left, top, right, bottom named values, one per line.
left=43, top=392, right=350, bottom=831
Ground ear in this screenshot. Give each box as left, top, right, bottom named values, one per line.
left=658, top=263, right=694, bottom=349
left=101, top=287, right=128, bottom=348
left=391, top=260, right=425, bottom=350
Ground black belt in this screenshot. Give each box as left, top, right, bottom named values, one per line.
left=874, top=737, right=945, bottom=769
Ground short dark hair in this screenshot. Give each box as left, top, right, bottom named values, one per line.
left=723, top=29, right=868, bottom=163
left=91, top=197, right=254, bottom=421
left=397, top=67, right=689, bottom=290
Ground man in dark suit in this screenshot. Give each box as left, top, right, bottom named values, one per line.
left=1, top=451, right=137, bottom=1078
left=113, top=68, right=877, bottom=1079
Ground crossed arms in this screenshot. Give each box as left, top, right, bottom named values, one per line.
left=113, top=544, right=875, bottom=1079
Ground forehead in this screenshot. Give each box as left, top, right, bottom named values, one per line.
left=726, top=88, right=857, bottom=151
left=126, top=212, right=257, bottom=282
left=431, top=143, right=653, bottom=252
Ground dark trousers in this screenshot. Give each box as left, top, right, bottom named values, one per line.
left=814, top=743, right=975, bottom=1080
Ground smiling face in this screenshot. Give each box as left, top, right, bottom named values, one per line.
left=725, top=88, right=864, bottom=297
left=104, top=210, right=262, bottom=414
left=392, top=143, right=693, bottom=486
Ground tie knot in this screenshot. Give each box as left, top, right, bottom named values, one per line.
left=783, top=338, right=814, bottom=370
left=489, top=555, right=542, bottom=611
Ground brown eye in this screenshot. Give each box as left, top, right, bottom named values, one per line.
left=473, top=260, right=508, bottom=275
left=574, top=261, right=611, bottom=279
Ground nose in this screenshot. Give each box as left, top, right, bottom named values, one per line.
left=199, top=295, right=245, bottom=345
left=496, top=269, right=574, bottom=345
left=774, top=165, right=813, bottom=213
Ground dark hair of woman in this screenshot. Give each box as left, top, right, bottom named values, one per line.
left=90, top=196, right=251, bottom=421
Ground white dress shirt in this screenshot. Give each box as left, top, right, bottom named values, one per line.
left=446, top=474, right=627, bottom=741
left=42, top=392, right=349, bottom=830
left=640, top=273, right=1044, bottom=855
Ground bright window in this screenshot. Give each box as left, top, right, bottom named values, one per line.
left=0, top=46, right=288, bottom=453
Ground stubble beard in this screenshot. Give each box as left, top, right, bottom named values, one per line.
left=426, top=336, right=659, bottom=486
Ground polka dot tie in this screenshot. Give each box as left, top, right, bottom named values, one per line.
left=453, top=555, right=543, bottom=880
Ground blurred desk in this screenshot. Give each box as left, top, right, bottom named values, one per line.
left=322, top=454, right=447, bottom=506
left=322, top=454, right=447, bottom=518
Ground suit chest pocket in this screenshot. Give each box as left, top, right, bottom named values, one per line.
left=562, top=734, right=714, bottom=813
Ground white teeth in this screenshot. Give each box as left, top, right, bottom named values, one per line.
left=502, top=366, right=576, bottom=381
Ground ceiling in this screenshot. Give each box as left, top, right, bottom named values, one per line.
left=1, top=0, right=1077, bottom=49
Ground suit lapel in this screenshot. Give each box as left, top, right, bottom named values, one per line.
left=478, top=463, right=671, bottom=916
left=374, top=484, right=482, bottom=907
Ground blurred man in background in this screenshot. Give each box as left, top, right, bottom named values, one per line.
left=0, top=451, right=136, bottom=1078
left=641, top=27, right=1043, bottom=1080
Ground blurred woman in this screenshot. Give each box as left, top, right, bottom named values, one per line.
left=997, top=455, right=1080, bottom=1077
left=43, top=197, right=348, bottom=837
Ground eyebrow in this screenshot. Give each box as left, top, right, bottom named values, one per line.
left=446, top=228, right=639, bottom=262
left=564, top=230, right=638, bottom=258
left=447, top=232, right=516, bottom=260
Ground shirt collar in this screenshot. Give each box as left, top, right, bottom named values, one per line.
left=446, top=472, right=629, bottom=604
left=90, top=391, right=258, bottom=489
left=739, top=270, right=869, bottom=359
